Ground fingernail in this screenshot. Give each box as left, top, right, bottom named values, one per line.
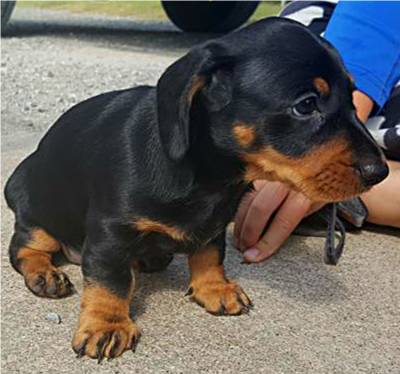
left=244, top=248, right=259, bottom=261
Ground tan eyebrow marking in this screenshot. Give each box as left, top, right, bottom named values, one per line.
left=314, top=77, right=330, bottom=96
left=233, top=123, right=256, bottom=147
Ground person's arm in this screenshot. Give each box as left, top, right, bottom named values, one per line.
left=325, top=1, right=400, bottom=109
left=353, top=91, right=373, bottom=123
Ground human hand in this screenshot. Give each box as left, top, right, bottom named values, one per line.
left=234, top=180, right=323, bottom=263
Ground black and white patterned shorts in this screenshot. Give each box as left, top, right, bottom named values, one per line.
left=280, top=1, right=400, bottom=161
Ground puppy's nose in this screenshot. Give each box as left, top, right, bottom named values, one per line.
left=358, top=162, right=389, bottom=187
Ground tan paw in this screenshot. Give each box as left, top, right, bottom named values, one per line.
left=25, top=268, right=75, bottom=298
left=72, top=316, right=140, bottom=362
left=187, top=280, right=252, bottom=315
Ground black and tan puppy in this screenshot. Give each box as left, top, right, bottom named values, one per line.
left=5, top=17, right=388, bottom=360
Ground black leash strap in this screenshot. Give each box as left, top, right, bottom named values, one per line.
left=322, top=203, right=346, bottom=265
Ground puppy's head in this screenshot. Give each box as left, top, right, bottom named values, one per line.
left=157, top=17, right=388, bottom=202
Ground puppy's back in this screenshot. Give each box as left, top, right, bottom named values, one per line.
left=4, top=85, right=156, bottom=243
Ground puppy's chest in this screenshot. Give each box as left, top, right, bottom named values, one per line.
left=134, top=183, right=248, bottom=254
left=175, top=184, right=247, bottom=250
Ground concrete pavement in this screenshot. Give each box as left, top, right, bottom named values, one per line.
left=1, top=8, right=400, bottom=374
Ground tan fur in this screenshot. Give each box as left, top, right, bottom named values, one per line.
left=16, top=228, right=59, bottom=274
left=73, top=283, right=140, bottom=359
left=242, top=137, right=363, bottom=202
left=233, top=123, right=256, bottom=147
left=188, top=75, right=207, bottom=104
left=17, top=247, right=53, bottom=277
left=188, top=245, right=222, bottom=280
left=26, top=228, right=60, bottom=252
left=134, top=217, right=188, bottom=241
left=80, top=284, right=133, bottom=323
left=314, top=77, right=330, bottom=96
left=17, top=247, right=73, bottom=298
left=16, top=229, right=61, bottom=291
left=188, top=245, right=251, bottom=315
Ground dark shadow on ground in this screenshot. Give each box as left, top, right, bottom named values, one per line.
left=363, top=223, right=400, bottom=238
left=227, top=234, right=349, bottom=305
left=129, top=233, right=349, bottom=319
left=4, top=16, right=216, bottom=54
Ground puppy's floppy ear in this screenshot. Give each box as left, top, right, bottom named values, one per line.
left=157, top=43, right=233, bottom=161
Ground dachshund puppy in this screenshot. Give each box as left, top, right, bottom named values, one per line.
left=4, top=17, right=388, bottom=361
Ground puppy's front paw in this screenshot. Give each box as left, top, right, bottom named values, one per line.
left=187, top=280, right=252, bottom=315
left=72, top=314, right=140, bottom=362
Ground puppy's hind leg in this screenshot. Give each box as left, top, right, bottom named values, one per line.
left=9, top=225, right=75, bottom=298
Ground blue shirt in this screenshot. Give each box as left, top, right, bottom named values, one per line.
left=325, top=1, right=400, bottom=108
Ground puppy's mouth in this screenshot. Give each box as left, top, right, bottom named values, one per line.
left=302, top=160, right=389, bottom=202
left=241, top=139, right=383, bottom=203
left=297, top=162, right=369, bottom=202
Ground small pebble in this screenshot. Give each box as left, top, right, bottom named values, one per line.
left=22, top=119, right=34, bottom=127
left=68, top=94, right=77, bottom=103
left=46, top=312, right=62, bottom=324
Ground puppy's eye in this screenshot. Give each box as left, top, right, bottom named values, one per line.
left=292, top=95, right=317, bottom=116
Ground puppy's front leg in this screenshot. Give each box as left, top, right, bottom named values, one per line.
left=187, top=238, right=252, bottom=315
left=72, top=229, right=140, bottom=361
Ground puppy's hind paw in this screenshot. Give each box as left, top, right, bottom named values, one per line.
left=25, top=268, right=75, bottom=299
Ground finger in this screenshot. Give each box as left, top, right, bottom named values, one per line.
left=234, top=189, right=258, bottom=243
left=253, top=180, right=268, bottom=191
left=234, top=181, right=269, bottom=243
left=244, top=191, right=312, bottom=262
left=239, top=182, right=289, bottom=251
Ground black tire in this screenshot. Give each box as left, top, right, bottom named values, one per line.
left=1, top=0, right=16, bottom=35
left=162, top=1, right=259, bottom=33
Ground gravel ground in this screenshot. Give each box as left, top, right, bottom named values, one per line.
left=2, top=7, right=400, bottom=374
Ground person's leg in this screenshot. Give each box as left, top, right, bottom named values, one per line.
left=362, top=82, right=400, bottom=228
left=365, top=84, right=400, bottom=162
left=361, top=160, right=400, bottom=228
